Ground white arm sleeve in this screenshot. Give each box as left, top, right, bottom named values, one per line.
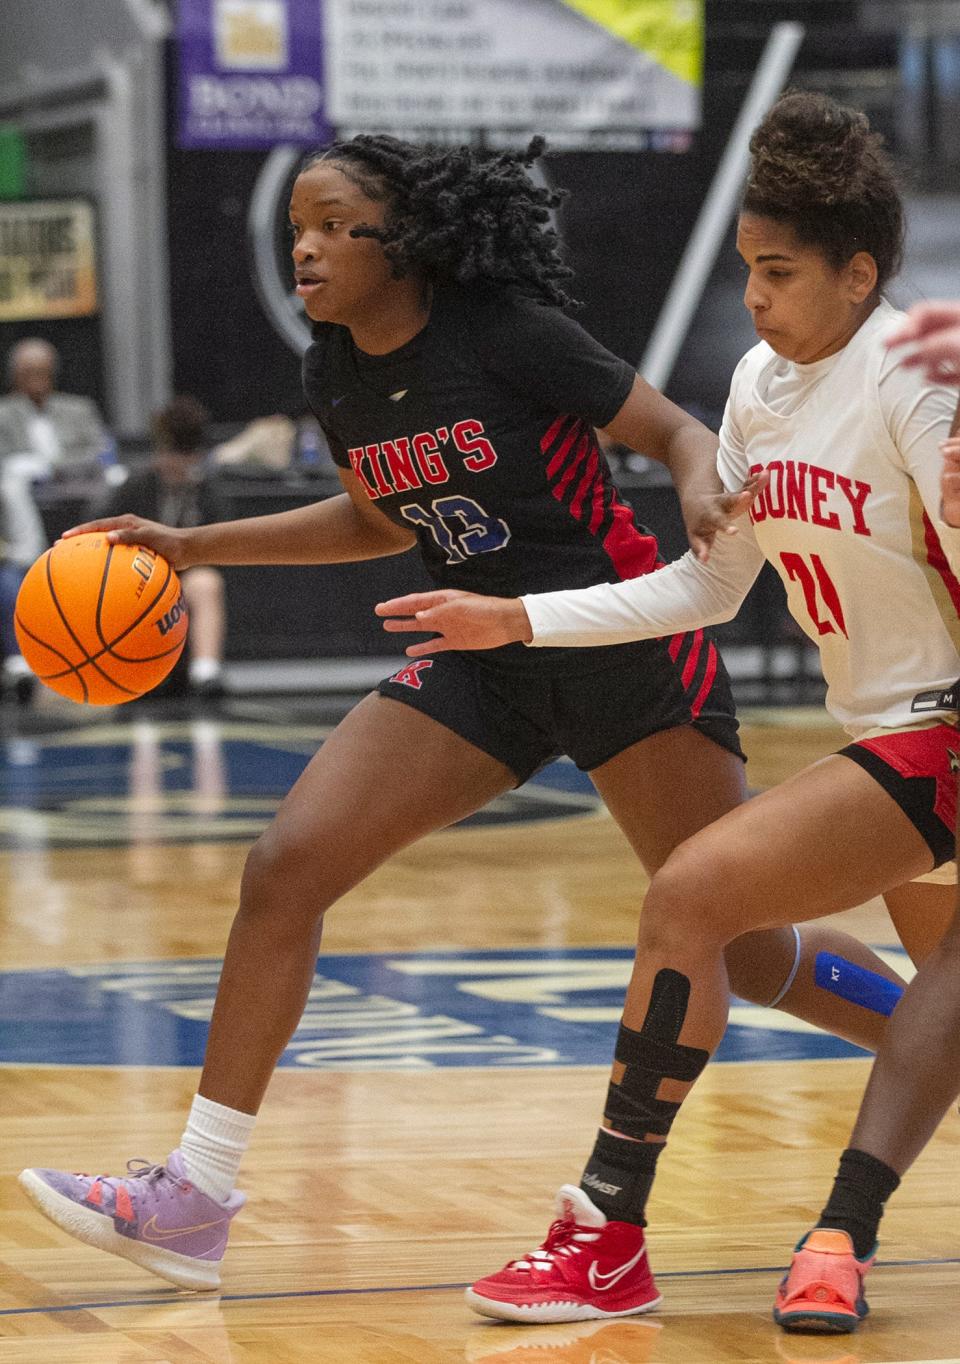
left=522, top=520, right=765, bottom=647
left=879, top=351, right=960, bottom=574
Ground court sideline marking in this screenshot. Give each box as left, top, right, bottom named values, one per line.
left=4, top=1254, right=960, bottom=1317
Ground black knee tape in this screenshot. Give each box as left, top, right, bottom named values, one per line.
left=605, top=969, right=708, bottom=1140
left=604, top=1082, right=680, bottom=1138
left=641, top=966, right=693, bottom=1039
left=614, top=1027, right=707, bottom=1082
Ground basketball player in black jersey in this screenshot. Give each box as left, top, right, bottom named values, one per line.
left=18, top=134, right=907, bottom=1304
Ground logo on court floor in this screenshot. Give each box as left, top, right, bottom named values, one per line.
left=0, top=947, right=908, bottom=1071
left=0, top=716, right=600, bottom=849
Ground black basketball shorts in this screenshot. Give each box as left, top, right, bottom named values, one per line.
left=376, top=629, right=743, bottom=785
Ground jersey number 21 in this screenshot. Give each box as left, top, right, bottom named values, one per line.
left=780, top=551, right=848, bottom=638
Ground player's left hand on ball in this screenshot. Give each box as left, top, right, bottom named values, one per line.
left=375, top=590, right=533, bottom=656
left=60, top=514, right=190, bottom=568
left=681, top=470, right=769, bottom=562
left=941, top=437, right=960, bottom=528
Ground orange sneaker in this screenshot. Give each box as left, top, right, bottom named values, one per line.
left=773, top=1229, right=873, bottom=1333
left=465, top=1185, right=661, bottom=1324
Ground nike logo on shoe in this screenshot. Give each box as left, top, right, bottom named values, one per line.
left=586, top=1244, right=648, bottom=1291
left=141, top=1213, right=229, bottom=1242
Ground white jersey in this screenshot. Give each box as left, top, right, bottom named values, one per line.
left=523, top=301, right=960, bottom=736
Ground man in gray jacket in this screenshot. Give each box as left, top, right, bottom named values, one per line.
left=0, top=338, right=106, bottom=474
left=0, top=338, right=107, bottom=702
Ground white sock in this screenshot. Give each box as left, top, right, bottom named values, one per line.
left=180, top=1094, right=256, bottom=1204
left=188, top=657, right=222, bottom=685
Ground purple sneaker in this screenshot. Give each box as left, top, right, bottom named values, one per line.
left=18, top=1149, right=244, bottom=1290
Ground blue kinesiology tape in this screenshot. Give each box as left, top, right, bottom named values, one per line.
left=814, top=952, right=904, bottom=1017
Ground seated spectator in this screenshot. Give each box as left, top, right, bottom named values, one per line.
left=0, top=338, right=107, bottom=476
left=212, top=413, right=297, bottom=472
left=210, top=409, right=339, bottom=477
left=0, top=466, right=48, bottom=703
left=100, top=396, right=230, bottom=699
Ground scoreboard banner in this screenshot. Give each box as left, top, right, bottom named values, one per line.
left=177, top=0, right=703, bottom=151
left=0, top=199, right=98, bottom=322
left=326, top=0, right=703, bottom=149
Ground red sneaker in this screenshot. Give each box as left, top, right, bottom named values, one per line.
left=465, top=1185, right=661, bottom=1324
left=773, top=1229, right=873, bottom=1333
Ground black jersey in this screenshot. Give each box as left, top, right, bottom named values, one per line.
left=302, top=286, right=664, bottom=669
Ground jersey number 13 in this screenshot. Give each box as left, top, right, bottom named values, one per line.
left=400, top=496, right=511, bottom=564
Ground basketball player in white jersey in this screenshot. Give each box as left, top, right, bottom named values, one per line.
left=378, top=95, right=960, bottom=1331
left=756, top=304, right=960, bottom=1335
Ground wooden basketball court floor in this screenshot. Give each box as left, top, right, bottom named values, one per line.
left=0, top=687, right=957, bottom=1364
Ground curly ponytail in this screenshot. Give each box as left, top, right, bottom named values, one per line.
left=743, top=91, right=904, bottom=289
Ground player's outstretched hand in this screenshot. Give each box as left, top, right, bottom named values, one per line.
left=681, top=469, right=769, bottom=563
left=60, top=515, right=192, bottom=569
left=376, top=589, right=533, bottom=656
left=886, top=301, right=960, bottom=384
left=942, top=437, right=960, bottom=528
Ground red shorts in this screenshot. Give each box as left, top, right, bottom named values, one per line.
left=840, top=722, right=958, bottom=868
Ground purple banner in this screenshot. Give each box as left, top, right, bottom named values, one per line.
left=176, top=0, right=331, bottom=150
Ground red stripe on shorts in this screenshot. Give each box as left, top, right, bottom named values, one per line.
left=680, top=630, right=704, bottom=690
left=690, top=641, right=718, bottom=718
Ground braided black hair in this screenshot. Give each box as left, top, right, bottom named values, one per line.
left=743, top=91, right=904, bottom=290
left=303, top=134, right=575, bottom=308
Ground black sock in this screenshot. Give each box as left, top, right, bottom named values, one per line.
left=816, top=1147, right=901, bottom=1258
left=579, top=1127, right=663, bottom=1226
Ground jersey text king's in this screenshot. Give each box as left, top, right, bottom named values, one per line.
left=348, top=419, right=498, bottom=499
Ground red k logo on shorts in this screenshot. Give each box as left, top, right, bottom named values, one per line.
left=390, top=660, right=434, bottom=690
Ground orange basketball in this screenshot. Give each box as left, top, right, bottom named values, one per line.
left=14, top=533, right=188, bottom=705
